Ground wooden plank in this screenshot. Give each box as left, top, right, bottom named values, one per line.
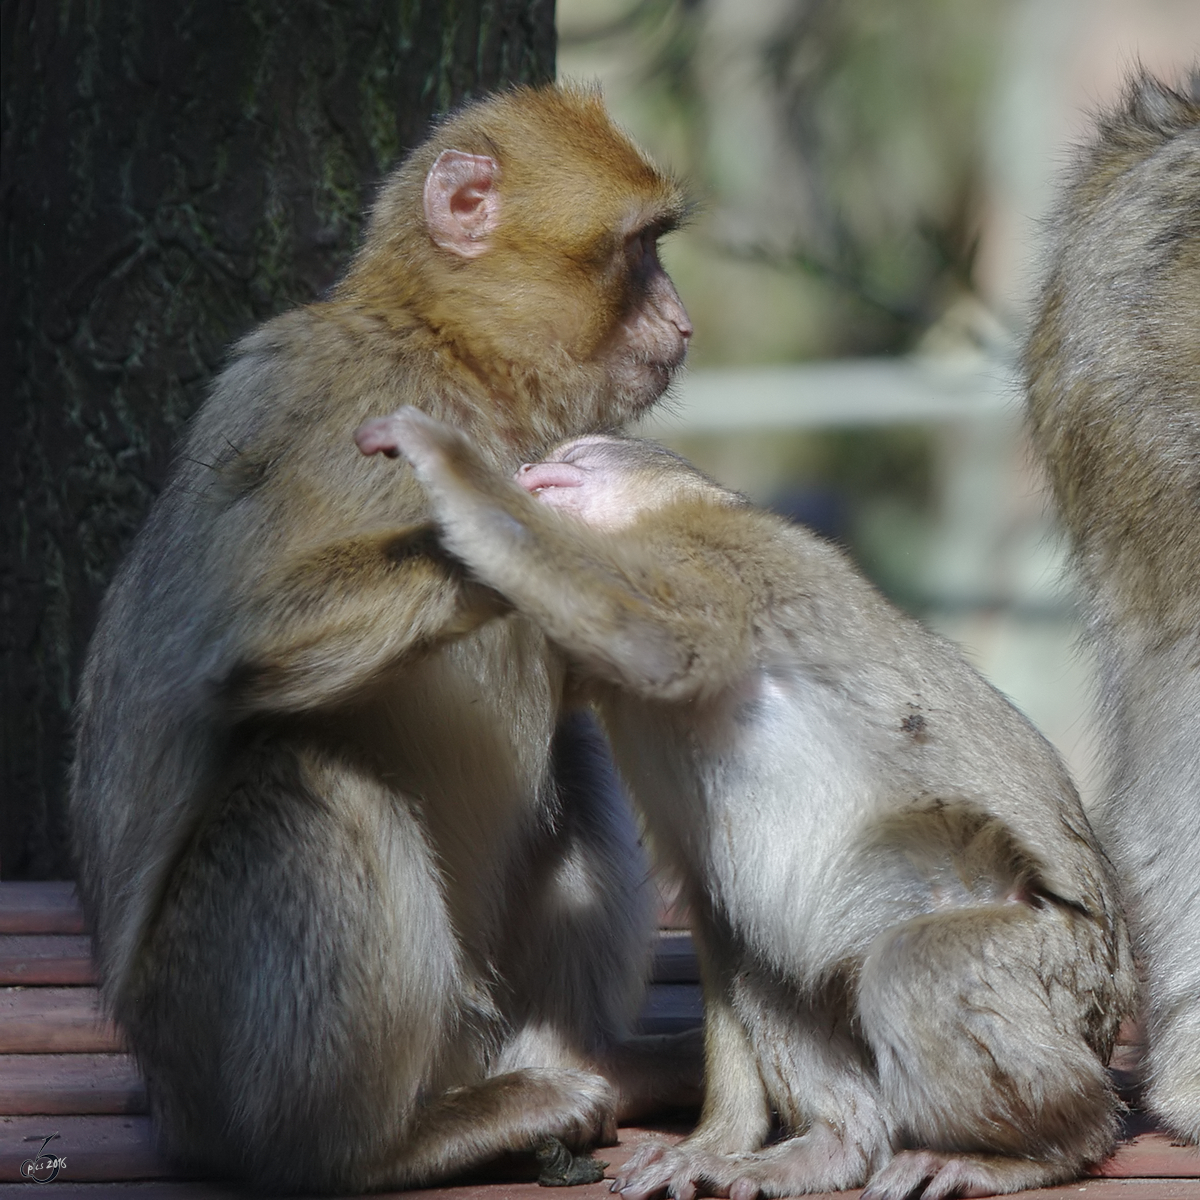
left=0, top=1117, right=1194, bottom=1195
left=0, top=1053, right=146, bottom=1115
left=1016, top=1184, right=1200, bottom=1198
left=1097, top=1131, right=1200, bottom=1179
left=0, top=987, right=123, bottom=1053
left=637, top=983, right=703, bottom=1034
left=0, top=881, right=84, bottom=935
left=0, top=937, right=694, bottom=993
left=0, top=1187, right=243, bottom=1198
left=417, top=1182, right=1200, bottom=1200
left=1, top=1182, right=1196, bottom=1200
left=0, top=1114, right=170, bottom=1182
left=0, top=935, right=97, bottom=985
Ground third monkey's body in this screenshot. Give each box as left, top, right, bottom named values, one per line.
left=364, top=417, right=1136, bottom=1200
left=1025, top=72, right=1200, bottom=1143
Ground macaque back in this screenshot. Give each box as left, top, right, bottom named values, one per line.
left=368, top=411, right=1136, bottom=1200
left=69, top=86, right=694, bottom=1193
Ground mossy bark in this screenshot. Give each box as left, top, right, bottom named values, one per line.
left=0, top=0, right=556, bottom=878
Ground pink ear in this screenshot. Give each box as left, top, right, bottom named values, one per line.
left=423, top=150, right=501, bottom=259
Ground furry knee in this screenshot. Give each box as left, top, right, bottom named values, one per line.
left=857, top=908, right=1118, bottom=1164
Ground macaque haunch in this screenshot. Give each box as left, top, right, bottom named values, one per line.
left=356, top=409, right=1136, bottom=1200
left=69, top=86, right=697, bottom=1194
left=1025, top=70, right=1200, bottom=1144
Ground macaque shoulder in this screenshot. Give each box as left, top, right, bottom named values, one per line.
left=622, top=500, right=794, bottom=613
left=185, top=308, right=442, bottom=520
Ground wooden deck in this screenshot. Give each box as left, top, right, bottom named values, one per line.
left=2, top=881, right=1196, bottom=1197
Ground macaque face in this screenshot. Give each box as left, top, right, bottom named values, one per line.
left=515, top=437, right=646, bottom=529
left=595, top=229, right=692, bottom=406
left=412, top=105, right=693, bottom=419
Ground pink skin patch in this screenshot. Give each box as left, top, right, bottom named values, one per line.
left=515, top=461, right=588, bottom=493
left=354, top=416, right=403, bottom=458
left=514, top=437, right=634, bottom=528
left=514, top=460, right=590, bottom=519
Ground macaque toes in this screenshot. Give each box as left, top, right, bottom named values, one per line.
left=357, top=409, right=1137, bottom=1200
left=1025, top=71, right=1200, bottom=1144
left=69, top=86, right=696, bottom=1194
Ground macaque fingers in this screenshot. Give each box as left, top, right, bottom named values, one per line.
left=614, top=1133, right=871, bottom=1200
left=355, top=406, right=524, bottom=522
left=611, top=1142, right=729, bottom=1200
left=615, top=1135, right=1042, bottom=1200
left=861, top=1149, right=1075, bottom=1200
left=354, top=404, right=458, bottom=466
left=353, top=414, right=406, bottom=457
left=610, top=1139, right=670, bottom=1189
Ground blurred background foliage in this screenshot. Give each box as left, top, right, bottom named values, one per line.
left=559, top=0, right=1021, bottom=605
left=556, top=0, right=1200, bottom=800
left=561, top=0, right=1012, bottom=364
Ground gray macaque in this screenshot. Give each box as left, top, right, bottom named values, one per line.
left=354, top=408, right=1136, bottom=1200
left=1025, top=70, right=1200, bottom=1144
left=69, top=86, right=697, bottom=1193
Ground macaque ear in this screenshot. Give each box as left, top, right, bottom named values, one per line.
left=423, top=150, right=501, bottom=259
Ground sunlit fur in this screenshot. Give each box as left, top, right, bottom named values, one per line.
left=69, top=86, right=693, bottom=1193
left=1025, top=69, right=1200, bottom=1144
left=371, top=409, right=1136, bottom=1200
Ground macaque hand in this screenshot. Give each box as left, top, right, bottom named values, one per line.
left=354, top=406, right=461, bottom=477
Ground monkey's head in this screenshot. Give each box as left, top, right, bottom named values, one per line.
left=516, top=436, right=729, bottom=530
left=342, top=86, right=693, bottom=432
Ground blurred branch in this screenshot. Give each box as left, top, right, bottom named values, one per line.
left=715, top=237, right=928, bottom=331
left=558, top=0, right=683, bottom=46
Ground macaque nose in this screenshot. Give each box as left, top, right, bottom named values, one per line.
left=665, top=286, right=693, bottom=341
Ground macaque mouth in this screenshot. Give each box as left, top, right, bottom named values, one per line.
left=515, top=462, right=587, bottom=493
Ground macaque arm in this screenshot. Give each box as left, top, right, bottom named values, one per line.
left=376, top=1068, right=616, bottom=1189
left=363, top=409, right=756, bottom=703
left=228, top=523, right=508, bottom=715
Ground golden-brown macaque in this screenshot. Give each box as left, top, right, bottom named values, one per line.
left=1025, top=70, right=1200, bottom=1144
left=357, top=408, right=1136, bottom=1200
left=69, top=85, right=694, bottom=1194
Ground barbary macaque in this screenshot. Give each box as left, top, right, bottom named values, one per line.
left=355, top=407, right=1137, bottom=1200
left=69, top=86, right=696, bottom=1193
left=1025, top=70, right=1200, bottom=1144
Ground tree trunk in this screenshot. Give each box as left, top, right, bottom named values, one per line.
left=0, top=0, right=556, bottom=878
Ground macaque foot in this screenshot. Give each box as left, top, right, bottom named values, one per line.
left=862, top=1149, right=1071, bottom=1200
left=608, top=1143, right=808, bottom=1200
left=611, top=1141, right=737, bottom=1200
left=613, top=1122, right=887, bottom=1200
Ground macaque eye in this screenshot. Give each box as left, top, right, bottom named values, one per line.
left=627, top=230, right=655, bottom=268
left=623, top=231, right=663, bottom=292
